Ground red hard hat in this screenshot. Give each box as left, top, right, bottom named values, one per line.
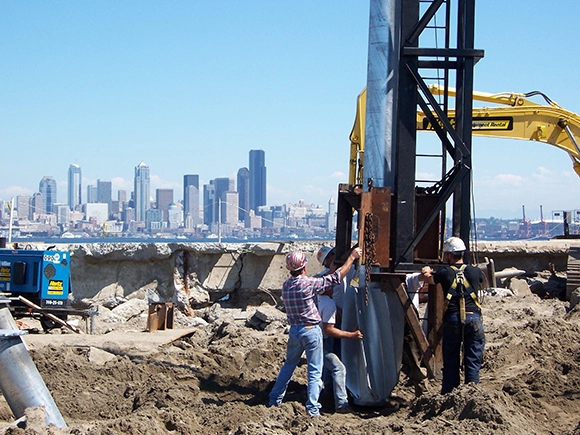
left=286, top=250, right=308, bottom=272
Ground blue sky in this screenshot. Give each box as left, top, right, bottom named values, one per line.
left=1, top=1, right=579, bottom=221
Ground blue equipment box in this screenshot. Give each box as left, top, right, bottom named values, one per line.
left=0, top=250, right=70, bottom=308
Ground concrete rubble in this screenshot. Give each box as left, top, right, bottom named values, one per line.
left=7, top=240, right=579, bottom=332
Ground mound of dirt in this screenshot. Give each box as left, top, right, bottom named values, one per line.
left=0, top=292, right=579, bottom=434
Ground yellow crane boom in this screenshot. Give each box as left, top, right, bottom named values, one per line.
left=349, top=85, right=580, bottom=185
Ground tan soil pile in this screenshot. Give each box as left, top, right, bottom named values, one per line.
left=0, top=292, right=579, bottom=434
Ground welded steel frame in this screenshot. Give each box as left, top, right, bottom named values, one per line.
left=335, top=0, right=482, bottom=267
left=395, top=0, right=483, bottom=267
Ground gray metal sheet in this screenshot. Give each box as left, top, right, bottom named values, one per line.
left=341, top=268, right=404, bottom=406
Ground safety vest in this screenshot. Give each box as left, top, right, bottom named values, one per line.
left=444, top=264, right=482, bottom=322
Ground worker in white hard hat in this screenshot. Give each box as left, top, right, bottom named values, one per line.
left=316, top=245, right=335, bottom=269
left=402, top=270, right=430, bottom=396
left=269, top=247, right=362, bottom=417
left=314, top=245, right=362, bottom=413
left=422, top=236, right=485, bottom=394
left=316, top=246, right=350, bottom=311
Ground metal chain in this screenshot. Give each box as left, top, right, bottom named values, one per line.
left=363, top=212, right=377, bottom=306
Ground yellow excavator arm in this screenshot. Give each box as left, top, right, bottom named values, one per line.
left=349, top=86, right=580, bottom=185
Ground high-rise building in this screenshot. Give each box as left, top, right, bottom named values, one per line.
left=145, top=208, right=163, bottom=231
left=214, top=177, right=234, bottom=223
left=16, top=194, right=31, bottom=220
left=31, top=193, right=42, bottom=218
left=97, top=180, right=112, bottom=212
left=134, top=162, right=150, bottom=222
left=167, top=203, right=183, bottom=229
left=327, top=197, right=336, bottom=233
left=237, top=167, right=250, bottom=222
left=203, top=177, right=234, bottom=225
left=183, top=174, right=200, bottom=226
left=156, top=188, right=174, bottom=222
left=203, top=183, right=215, bottom=226
left=39, top=176, right=57, bottom=215
left=249, top=150, right=266, bottom=212
left=87, top=185, right=97, bottom=203
left=56, top=204, right=70, bottom=225
left=222, top=191, right=239, bottom=225
left=123, top=207, right=135, bottom=224
left=67, top=164, right=82, bottom=211
left=118, top=190, right=128, bottom=213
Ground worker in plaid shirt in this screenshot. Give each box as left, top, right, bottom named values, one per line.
left=269, top=247, right=361, bottom=417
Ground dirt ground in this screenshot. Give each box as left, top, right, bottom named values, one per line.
left=1, top=288, right=580, bottom=434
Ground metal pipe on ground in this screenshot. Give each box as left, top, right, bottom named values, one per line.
left=0, top=304, right=66, bottom=428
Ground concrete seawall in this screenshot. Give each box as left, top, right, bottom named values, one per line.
left=55, top=239, right=576, bottom=309
left=67, top=241, right=327, bottom=308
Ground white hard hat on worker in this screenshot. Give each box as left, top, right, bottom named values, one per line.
left=443, top=236, right=466, bottom=254
left=316, top=246, right=335, bottom=268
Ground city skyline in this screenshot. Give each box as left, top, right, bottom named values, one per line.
left=1, top=149, right=336, bottom=240
left=9, top=150, right=318, bottom=222
left=5, top=150, right=274, bottom=234
left=6, top=155, right=579, bottom=224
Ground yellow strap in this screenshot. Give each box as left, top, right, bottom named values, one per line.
left=447, top=265, right=481, bottom=317
left=443, top=291, right=452, bottom=312
left=470, top=291, right=482, bottom=310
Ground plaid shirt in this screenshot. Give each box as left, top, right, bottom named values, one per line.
left=282, top=270, right=341, bottom=326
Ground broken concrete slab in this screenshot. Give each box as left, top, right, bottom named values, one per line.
left=88, top=347, right=117, bottom=365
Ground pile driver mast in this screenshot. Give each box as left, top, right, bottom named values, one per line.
left=335, top=0, right=482, bottom=405
left=336, top=0, right=482, bottom=268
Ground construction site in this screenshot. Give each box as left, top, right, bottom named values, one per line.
left=0, top=0, right=579, bottom=433
left=0, top=240, right=574, bottom=434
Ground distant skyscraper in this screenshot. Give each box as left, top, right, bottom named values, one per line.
left=183, top=174, right=200, bottom=226
left=214, top=177, right=234, bottom=224
left=203, top=177, right=234, bottom=225
left=249, top=150, right=266, bottom=212
left=156, top=188, right=174, bottom=222
left=31, top=193, right=42, bottom=218
left=16, top=194, right=31, bottom=220
left=223, top=191, right=239, bottom=225
left=145, top=208, right=163, bottom=231
left=67, top=164, right=82, bottom=211
left=123, top=207, right=135, bottom=223
left=97, top=180, right=112, bottom=211
left=237, top=167, right=250, bottom=222
left=87, top=185, right=98, bottom=203
left=167, top=203, right=183, bottom=229
left=39, top=176, right=57, bottom=215
left=327, top=197, right=336, bottom=233
left=118, top=190, right=127, bottom=212
left=134, top=162, right=150, bottom=222
left=56, top=204, right=70, bottom=225
left=203, top=183, right=215, bottom=225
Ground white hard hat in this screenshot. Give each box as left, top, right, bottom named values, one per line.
left=443, top=236, right=466, bottom=253
left=316, top=246, right=335, bottom=266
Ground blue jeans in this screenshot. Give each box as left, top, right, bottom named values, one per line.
left=323, top=352, right=348, bottom=410
left=269, top=325, right=324, bottom=416
left=442, top=312, right=485, bottom=394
